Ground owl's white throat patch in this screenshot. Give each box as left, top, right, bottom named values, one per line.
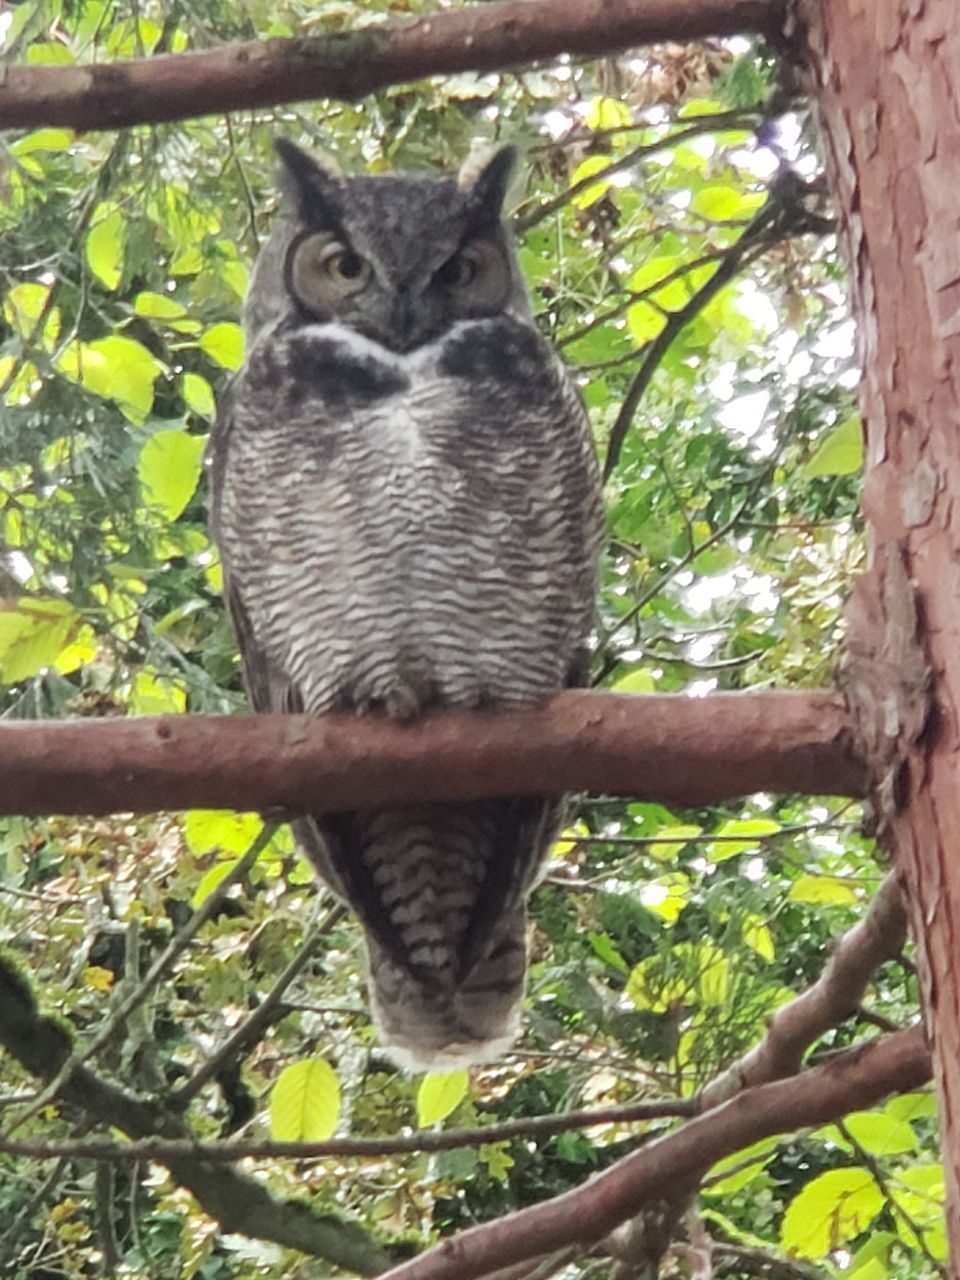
left=297, top=318, right=482, bottom=378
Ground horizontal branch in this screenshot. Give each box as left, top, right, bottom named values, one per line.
left=0, top=690, right=865, bottom=817
left=0, top=0, right=782, bottom=132
left=0, top=1096, right=695, bottom=1164
left=379, top=1027, right=930, bottom=1280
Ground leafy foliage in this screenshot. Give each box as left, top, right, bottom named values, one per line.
left=0, top=3, right=936, bottom=1278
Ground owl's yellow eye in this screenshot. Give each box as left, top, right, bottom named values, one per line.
left=323, top=247, right=367, bottom=282
left=436, top=248, right=481, bottom=289
left=290, top=233, right=372, bottom=310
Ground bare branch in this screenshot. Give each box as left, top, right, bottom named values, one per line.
left=0, top=0, right=783, bottom=133
left=375, top=1028, right=930, bottom=1280
left=0, top=1096, right=695, bottom=1163
left=0, top=690, right=866, bottom=818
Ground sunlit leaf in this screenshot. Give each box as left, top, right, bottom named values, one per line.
left=584, top=97, right=633, bottom=130
left=199, top=322, right=244, bottom=370
left=741, top=913, right=775, bottom=962
left=182, top=372, right=216, bottom=418
left=58, top=335, right=164, bottom=420
left=134, top=291, right=186, bottom=319
left=416, top=1070, right=469, bottom=1126
left=183, top=810, right=263, bottom=857
left=128, top=670, right=186, bottom=715
left=269, top=1058, right=340, bottom=1141
left=192, top=859, right=239, bottom=909
left=85, top=204, right=126, bottom=291
left=708, top=817, right=781, bottom=862
left=9, top=129, right=75, bottom=155
left=648, top=824, right=702, bottom=862
left=781, top=1168, right=883, bottom=1257
left=0, top=598, right=84, bottom=683
left=627, top=939, right=727, bottom=1011
left=805, top=416, right=864, bottom=477
left=569, top=156, right=613, bottom=208
left=636, top=873, right=691, bottom=924
left=611, top=667, right=657, bottom=693
left=137, top=430, right=205, bottom=520
left=788, top=875, right=859, bottom=907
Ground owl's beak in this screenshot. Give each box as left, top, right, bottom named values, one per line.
left=389, top=289, right=417, bottom=351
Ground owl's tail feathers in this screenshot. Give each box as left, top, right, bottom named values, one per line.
left=367, top=909, right=528, bottom=1072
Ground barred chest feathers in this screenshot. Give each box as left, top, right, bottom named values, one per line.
left=208, top=140, right=604, bottom=1070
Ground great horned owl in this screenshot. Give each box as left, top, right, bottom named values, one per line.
left=208, top=141, right=604, bottom=1071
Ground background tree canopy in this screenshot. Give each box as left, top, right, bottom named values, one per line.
left=0, top=2, right=939, bottom=1278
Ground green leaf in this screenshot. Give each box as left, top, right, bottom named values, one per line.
left=85, top=204, right=126, bottom=291
left=478, top=1142, right=515, bottom=1181
left=138, top=430, right=205, bottom=521
left=842, top=1112, right=918, bottom=1156
left=199, top=321, right=244, bottom=370
left=788, top=874, right=859, bottom=907
left=627, top=939, right=727, bottom=1011
left=181, top=372, right=216, bottom=418
left=569, top=156, right=613, bottom=209
left=587, top=931, right=629, bottom=974
left=58, top=335, right=164, bottom=421
left=9, top=129, right=76, bottom=155
left=648, top=823, right=702, bottom=862
left=134, top=291, right=186, bottom=320
left=611, top=667, right=657, bottom=693
left=708, top=817, right=781, bottom=862
left=416, top=1070, right=469, bottom=1126
left=805, top=416, right=863, bottom=477
left=269, top=1058, right=340, bottom=1141
left=780, top=1168, right=883, bottom=1258
left=741, top=913, right=775, bottom=962
left=636, top=873, right=691, bottom=925
left=691, top=184, right=765, bottom=221
left=128, top=670, right=186, bottom=715
left=183, top=811, right=264, bottom=857
left=584, top=97, right=633, bottom=130
left=192, top=858, right=240, bottom=908
left=3, top=282, right=60, bottom=348
left=626, top=300, right=666, bottom=345
left=0, top=598, right=84, bottom=684
left=884, top=1092, right=938, bottom=1122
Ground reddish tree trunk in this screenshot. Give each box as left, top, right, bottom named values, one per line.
left=796, top=0, right=960, bottom=1260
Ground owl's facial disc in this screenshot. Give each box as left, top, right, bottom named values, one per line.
left=434, top=238, right=510, bottom=314
left=289, top=231, right=373, bottom=316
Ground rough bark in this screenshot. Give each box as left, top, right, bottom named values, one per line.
left=0, top=690, right=864, bottom=817
left=0, top=0, right=781, bottom=132
left=794, top=0, right=960, bottom=1262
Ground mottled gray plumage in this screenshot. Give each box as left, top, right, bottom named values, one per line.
left=209, top=141, right=604, bottom=1070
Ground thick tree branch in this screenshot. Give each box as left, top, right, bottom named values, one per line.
left=0, top=959, right=389, bottom=1274
left=0, top=0, right=782, bottom=133
left=0, top=690, right=865, bottom=817
left=376, top=1027, right=930, bottom=1280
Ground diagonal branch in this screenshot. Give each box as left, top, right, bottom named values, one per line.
left=375, top=1027, right=930, bottom=1280
left=701, top=872, right=908, bottom=1107
left=0, top=690, right=866, bottom=818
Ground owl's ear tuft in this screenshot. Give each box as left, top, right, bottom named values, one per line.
left=274, top=139, right=345, bottom=228
left=460, top=145, right=518, bottom=224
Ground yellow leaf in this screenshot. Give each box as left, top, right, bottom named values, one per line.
left=416, top=1070, right=469, bottom=1126
left=269, top=1058, right=340, bottom=1141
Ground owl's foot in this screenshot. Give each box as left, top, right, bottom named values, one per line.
left=351, top=684, right=423, bottom=723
